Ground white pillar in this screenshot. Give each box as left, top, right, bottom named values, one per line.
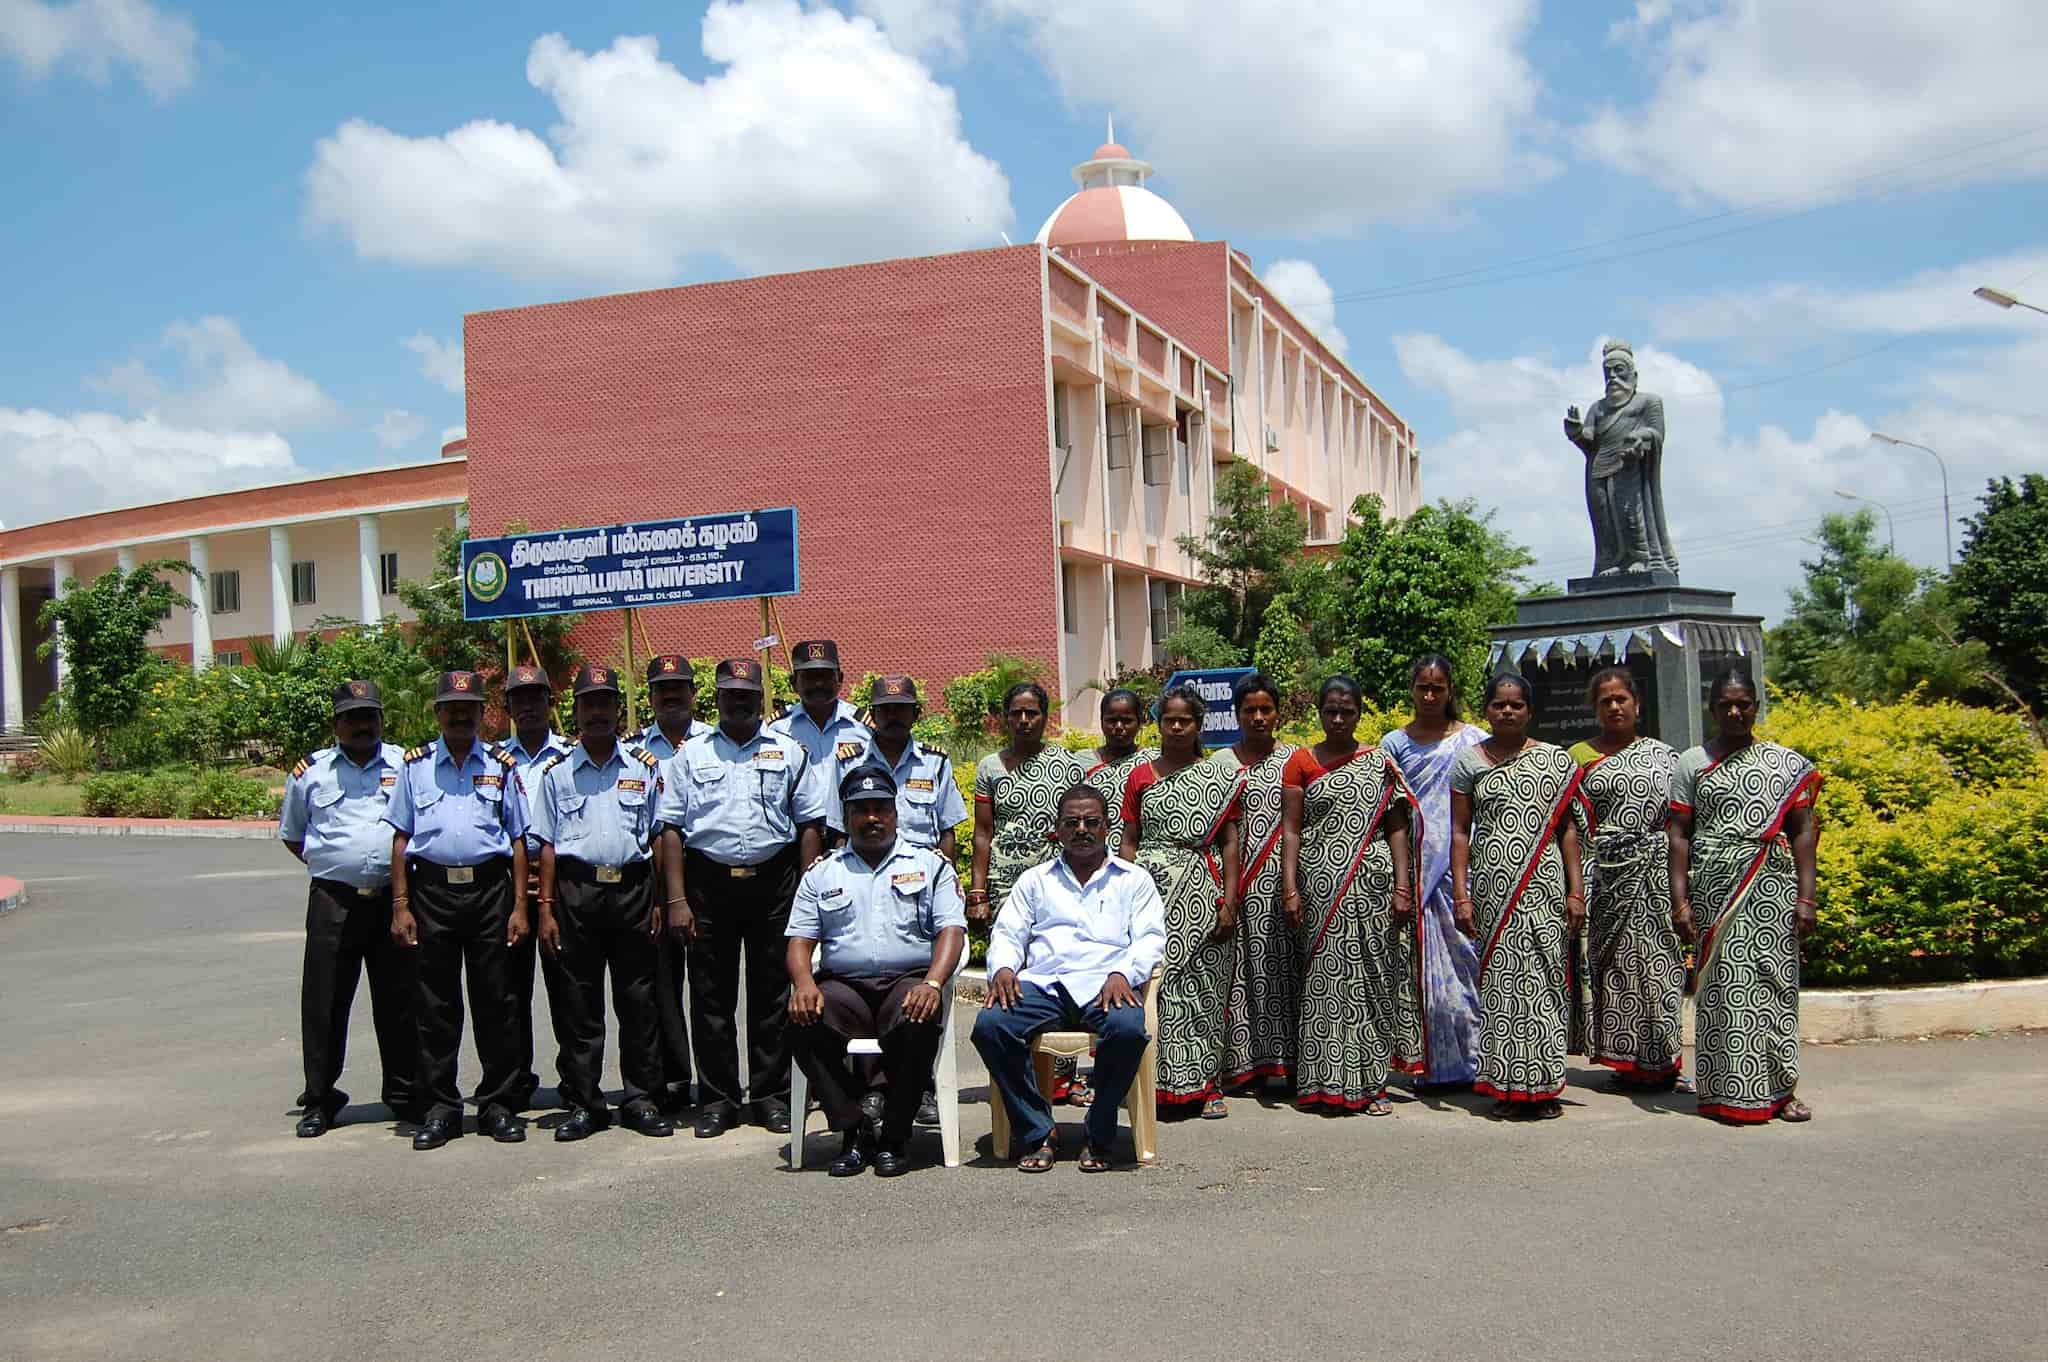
left=49, top=556, right=74, bottom=691
left=267, top=526, right=293, bottom=645
left=116, top=546, right=137, bottom=574
left=356, top=514, right=382, bottom=625
left=188, top=536, right=212, bottom=670
left=1, top=565, right=22, bottom=732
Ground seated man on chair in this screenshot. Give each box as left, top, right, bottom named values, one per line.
left=973, top=784, right=1166, bottom=1173
left=787, top=762, right=967, bottom=1177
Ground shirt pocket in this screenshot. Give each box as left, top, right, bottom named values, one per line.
left=555, top=793, right=589, bottom=824
left=471, top=780, right=504, bottom=827
left=310, top=782, right=347, bottom=812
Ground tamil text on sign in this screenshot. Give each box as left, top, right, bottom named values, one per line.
left=461, top=509, right=799, bottom=621
left=1163, top=667, right=1256, bottom=749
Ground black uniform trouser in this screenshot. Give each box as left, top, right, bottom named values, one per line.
left=547, top=860, right=662, bottom=1113
left=654, top=921, right=693, bottom=1103
left=409, top=858, right=522, bottom=1126
left=792, top=971, right=943, bottom=1145
left=511, top=857, right=573, bottom=1106
left=300, top=878, right=417, bottom=1115
left=684, top=845, right=798, bottom=1117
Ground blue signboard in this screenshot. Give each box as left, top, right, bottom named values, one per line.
left=1162, top=667, right=1256, bottom=748
left=461, top=508, right=798, bottom=621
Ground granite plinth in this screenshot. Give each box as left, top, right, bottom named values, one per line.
left=1566, top=568, right=1679, bottom=594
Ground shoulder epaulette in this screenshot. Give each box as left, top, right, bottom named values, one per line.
left=488, top=744, right=517, bottom=769
left=628, top=745, right=658, bottom=769
left=922, top=741, right=948, bottom=760
left=404, top=745, right=432, bottom=763
left=539, top=752, right=570, bottom=776
left=290, top=757, right=310, bottom=778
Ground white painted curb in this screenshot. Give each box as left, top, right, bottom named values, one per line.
left=0, top=821, right=277, bottom=840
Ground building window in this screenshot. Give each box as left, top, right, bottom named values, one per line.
left=1051, top=383, right=1069, bottom=451
left=214, top=650, right=243, bottom=667
left=1141, top=424, right=1172, bottom=486
left=211, top=570, right=241, bottom=615
left=290, top=560, right=317, bottom=606
left=379, top=551, right=400, bottom=596
left=1311, top=508, right=1329, bottom=541
left=1149, top=581, right=1183, bottom=665
left=1061, top=565, right=1079, bottom=636
left=1105, top=403, right=1132, bottom=469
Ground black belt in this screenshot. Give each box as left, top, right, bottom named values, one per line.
left=684, top=844, right=794, bottom=880
left=313, top=877, right=388, bottom=900
left=406, top=856, right=511, bottom=886
left=555, top=858, right=652, bottom=888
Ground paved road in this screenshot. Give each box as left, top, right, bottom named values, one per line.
left=2, top=833, right=2045, bottom=1362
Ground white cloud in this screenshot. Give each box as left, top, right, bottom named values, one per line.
left=371, top=408, right=425, bottom=451
left=1260, top=258, right=1348, bottom=358
left=0, top=407, right=299, bottom=527
left=993, top=0, right=1547, bottom=236
left=1585, top=0, right=2048, bottom=207
left=402, top=333, right=464, bottom=394
left=89, top=316, right=339, bottom=432
left=854, top=0, right=966, bottom=60
left=305, top=3, right=1013, bottom=286
left=1395, top=332, right=2038, bottom=618
left=1655, top=247, right=2048, bottom=341
left=0, top=0, right=197, bottom=100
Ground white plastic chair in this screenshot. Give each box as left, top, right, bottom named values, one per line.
left=788, top=956, right=963, bottom=1170
left=986, top=974, right=1159, bottom=1166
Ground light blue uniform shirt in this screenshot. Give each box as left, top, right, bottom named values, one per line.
left=503, top=729, right=570, bottom=851
left=531, top=741, right=660, bottom=867
left=637, top=720, right=698, bottom=762
left=787, top=840, right=966, bottom=977
left=279, top=741, right=407, bottom=889
left=382, top=738, right=528, bottom=866
left=831, top=735, right=967, bottom=848
left=770, top=699, right=868, bottom=829
left=654, top=723, right=829, bottom=866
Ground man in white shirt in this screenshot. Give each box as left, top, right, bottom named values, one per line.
left=973, top=784, right=1165, bottom=1172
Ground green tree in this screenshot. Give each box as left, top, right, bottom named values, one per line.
left=1175, top=462, right=1307, bottom=656
left=395, top=514, right=582, bottom=695
left=1292, top=496, right=1535, bottom=705
left=1953, top=474, right=2048, bottom=711
left=37, top=560, right=192, bottom=745
left=1768, top=510, right=1990, bottom=704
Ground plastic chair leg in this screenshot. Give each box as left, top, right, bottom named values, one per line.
left=937, top=982, right=961, bottom=1168
left=789, top=1059, right=809, bottom=1171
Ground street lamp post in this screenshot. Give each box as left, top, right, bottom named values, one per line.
left=1974, top=286, right=2048, bottom=317
left=1834, top=490, right=1895, bottom=551
left=1869, top=433, right=1953, bottom=569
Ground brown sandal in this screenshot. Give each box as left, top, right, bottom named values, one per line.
left=1016, top=1133, right=1058, bottom=1172
left=1776, top=1097, right=1813, bottom=1123
left=1077, top=1141, right=1112, bottom=1172
left=1365, top=1098, right=1393, bottom=1117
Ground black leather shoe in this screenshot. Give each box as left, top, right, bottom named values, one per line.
left=829, top=1129, right=873, bottom=1177
left=553, top=1108, right=606, bottom=1142
left=915, top=1090, right=940, bottom=1127
left=295, top=1107, right=333, bottom=1138
left=411, top=1117, right=458, bottom=1151
left=619, top=1103, right=674, bottom=1138
left=478, top=1110, right=526, bottom=1143
left=653, top=1084, right=694, bottom=1118
left=694, top=1107, right=733, bottom=1139
left=859, top=1090, right=886, bottom=1132
left=755, top=1103, right=791, bottom=1135
left=874, top=1143, right=912, bottom=1178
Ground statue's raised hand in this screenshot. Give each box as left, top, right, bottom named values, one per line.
left=1563, top=405, right=1586, bottom=443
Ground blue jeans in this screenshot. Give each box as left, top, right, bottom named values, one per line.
left=972, top=980, right=1149, bottom=1157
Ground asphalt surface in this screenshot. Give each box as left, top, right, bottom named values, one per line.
left=2, top=833, right=2045, bottom=1362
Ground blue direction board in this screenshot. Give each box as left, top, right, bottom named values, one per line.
left=462, top=508, right=798, bottom=620
left=1162, top=667, right=1256, bottom=748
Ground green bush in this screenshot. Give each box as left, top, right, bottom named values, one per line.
left=77, top=766, right=275, bottom=819
left=189, top=770, right=281, bottom=820
left=81, top=773, right=141, bottom=817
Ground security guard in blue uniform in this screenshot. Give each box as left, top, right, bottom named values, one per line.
left=532, top=664, right=674, bottom=1142
left=770, top=639, right=868, bottom=843
left=638, top=652, right=699, bottom=1115
left=278, top=679, right=415, bottom=1136
left=502, top=663, right=571, bottom=1110
left=787, top=762, right=967, bottom=1176
left=849, top=675, right=967, bottom=859
left=655, top=657, right=828, bottom=1139
left=385, top=669, right=531, bottom=1151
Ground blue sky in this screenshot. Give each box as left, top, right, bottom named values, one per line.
left=5, top=0, right=2047, bottom=619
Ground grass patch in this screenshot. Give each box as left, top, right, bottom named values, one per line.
left=0, top=774, right=89, bottom=817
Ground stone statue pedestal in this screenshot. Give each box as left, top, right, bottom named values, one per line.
left=1489, top=581, right=1764, bottom=751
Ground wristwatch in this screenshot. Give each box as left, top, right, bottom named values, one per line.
left=920, top=977, right=944, bottom=991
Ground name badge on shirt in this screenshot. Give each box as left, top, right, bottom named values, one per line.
left=474, top=774, right=503, bottom=789
left=836, top=741, right=865, bottom=761
left=380, top=774, right=397, bottom=788
left=617, top=778, right=646, bottom=793
left=904, top=778, right=934, bottom=792
left=820, top=887, right=846, bottom=901
left=753, top=748, right=785, bottom=764
left=890, top=870, right=928, bottom=891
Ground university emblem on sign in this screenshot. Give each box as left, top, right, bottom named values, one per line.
left=466, top=552, right=508, bottom=603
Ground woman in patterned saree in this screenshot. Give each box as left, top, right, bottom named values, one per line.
left=1084, top=689, right=1155, bottom=862
left=1570, top=667, right=1683, bottom=1090
left=1216, top=673, right=1300, bottom=1093
left=970, top=682, right=1086, bottom=925
left=1381, top=654, right=1486, bottom=1088
left=1280, top=675, right=1418, bottom=1116
left=1670, top=669, right=1822, bottom=1124
left=1451, top=673, right=1589, bottom=1120
left=1121, top=684, right=1242, bottom=1118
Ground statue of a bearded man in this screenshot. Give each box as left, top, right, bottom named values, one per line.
left=1563, top=339, right=1678, bottom=578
